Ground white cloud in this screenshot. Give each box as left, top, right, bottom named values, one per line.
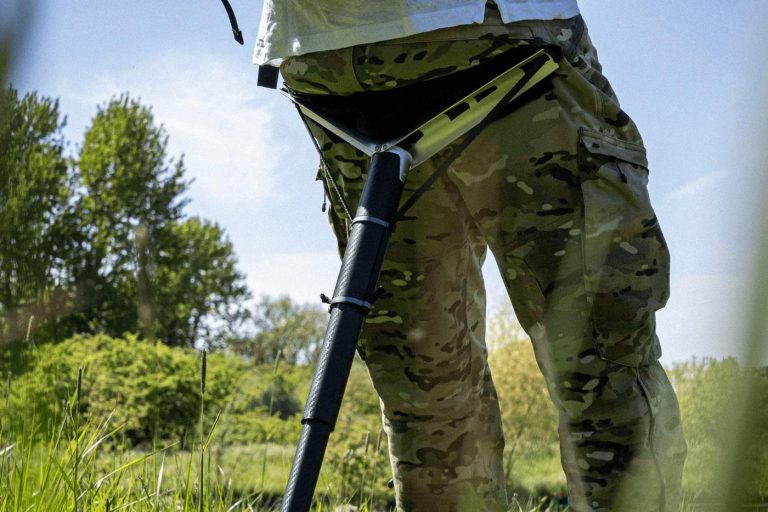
left=61, top=49, right=283, bottom=210
left=663, top=170, right=727, bottom=203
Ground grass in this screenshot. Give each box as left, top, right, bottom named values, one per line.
left=0, top=345, right=386, bottom=512
left=1, top=314, right=765, bottom=511
left=2, top=2, right=767, bottom=510
left=2, top=339, right=766, bottom=511
left=507, top=448, right=566, bottom=498
left=1, top=347, right=255, bottom=511
left=0, top=412, right=386, bottom=512
left=0, top=383, right=569, bottom=512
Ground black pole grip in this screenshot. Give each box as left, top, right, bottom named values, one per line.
left=281, top=150, right=409, bottom=512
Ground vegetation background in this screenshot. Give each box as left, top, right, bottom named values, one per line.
left=2, top=2, right=768, bottom=511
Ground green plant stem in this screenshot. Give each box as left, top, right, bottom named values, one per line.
left=199, top=349, right=207, bottom=512
left=260, top=349, right=282, bottom=491
left=73, top=366, right=82, bottom=512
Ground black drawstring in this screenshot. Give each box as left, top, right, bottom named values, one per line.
left=294, top=104, right=355, bottom=223
left=220, top=0, right=281, bottom=88
left=220, top=0, right=244, bottom=44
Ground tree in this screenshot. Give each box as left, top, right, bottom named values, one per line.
left=0, top=88, right=73, bottom=342
left=155, top=217, right=250, bottom=347
left=68, top=94, right=250, bottom=347
left=3, top=333, right=213, bottom=444
left=1, top=89, right=250, bottom=347
left=69, top=94, right=190, bottom=338
left=231, top=295, right=327, bottom=365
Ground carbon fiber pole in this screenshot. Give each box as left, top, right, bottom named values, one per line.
left=281, top=148, right=411, bottom=512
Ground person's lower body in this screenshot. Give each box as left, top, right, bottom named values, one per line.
left=281, top=9, right=686, bottom=512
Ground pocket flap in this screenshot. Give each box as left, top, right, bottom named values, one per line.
left=580, top=128, right=648, bottom=168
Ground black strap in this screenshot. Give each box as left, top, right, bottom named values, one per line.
left=220, top=0, right=244, bottom=44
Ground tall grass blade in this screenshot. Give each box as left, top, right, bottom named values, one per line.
left=203, top=411, right=222, bottom=451
left=156, top=452, right=166, bottom=509
left=80, top=415, right=122, bottom=460
left=73, top=366, right=83, bottom=511
left=260, top=349, right=283, bottom=491
left=199, top=349, right=207, bottom=512
left=225, top=498, right=244, bottom=512
left=111, top=493, right=153, bottom=511
left=0, top=443, right=14, bottom=457
left=95, top=444, right=176, bottom=488
left=182, top=438, right=195, bottom=512
left=25, top=316, right=34, bottom=343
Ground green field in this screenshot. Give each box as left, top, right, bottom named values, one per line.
left=1, top=332, right=766, bottom=512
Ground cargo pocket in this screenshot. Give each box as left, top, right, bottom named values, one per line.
left=578, top=128, right=669, bottom=367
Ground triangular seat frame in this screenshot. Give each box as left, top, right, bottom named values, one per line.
left=283, top=48, right=558, bottom=169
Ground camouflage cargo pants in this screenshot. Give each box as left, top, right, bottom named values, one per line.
left=281, top=8, right=686, bottom=512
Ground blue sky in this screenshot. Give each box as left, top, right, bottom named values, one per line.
left=8, top=1, right=768, bottom=364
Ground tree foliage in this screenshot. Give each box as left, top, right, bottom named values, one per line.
left=0, top=333, right=309, bottom=447
left=231, top=295, right=326, bottom=365
left=155, top=217, right=250, bottom=347
left=668, top=358, right=768, bottom=499
left=0, top=88, right=71, bottom=342
left=4, top=334, right=197, bottom=443
left=0, top=89, right=249, bottom=347
left=68, top=94, right=191, bottom=339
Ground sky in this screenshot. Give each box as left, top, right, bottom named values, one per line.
left=6, top=0, right=768, bottom=364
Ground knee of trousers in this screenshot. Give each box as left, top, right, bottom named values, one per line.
left=359, top=328, right=497, bottom=425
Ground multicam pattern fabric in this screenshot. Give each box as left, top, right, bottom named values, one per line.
left=281, top=10, right=686, bottom=512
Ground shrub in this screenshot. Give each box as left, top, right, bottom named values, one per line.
left=3, top=334, right=207, bottom=445
left=669, top=358, right=768, bottom=501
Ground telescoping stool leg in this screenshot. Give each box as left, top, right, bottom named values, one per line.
left=281, top=147, right=412, bottom=512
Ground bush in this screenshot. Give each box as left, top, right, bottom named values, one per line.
left=3, top=334, right=208, bottom=445
left=215, top=361, right=309, bottom=446
left=669, top=358, right=768, bottom=501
